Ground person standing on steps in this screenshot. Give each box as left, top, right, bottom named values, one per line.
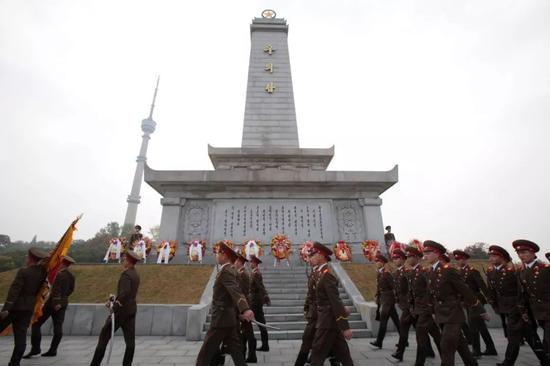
left=0, top=247, right=48, bottom=366
left=452, top=249, right=497, bottom=358
left=90, top=250, right=141, bottom=366
left=370, top=254, right=400, bottom=350
left=195, top=242, right=254, bottom=366
left=234, top=253, right=257, bottom=363
left=24, top=255, right=76, bottom=359
left=308, top=242, right=354, bottom=366
left=423, top=240, right=488, bottom=366
left=405, top=246, right=440, bottom=366
left=249, top=255, right=271, bottom=352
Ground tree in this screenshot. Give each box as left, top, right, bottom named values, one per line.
left=95, top=222, right=121, bottom=238
left=464, top=242, right=489, bottom=259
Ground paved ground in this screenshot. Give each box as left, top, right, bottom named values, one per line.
left=0, top=329, right=541, bottom=365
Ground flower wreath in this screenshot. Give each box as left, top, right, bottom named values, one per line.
left=270, top=234, right=291, bottom=259
left=334, top=240, right=352, bottom=262
left=361, top=240, right=380, bottom=262
left=299, top=241, right=314, bottom=262
left=157, top=240, right=178, bottom=261
left=186, top=240, right=206, bottom=262
left=241, top=239, right=262, bottom=258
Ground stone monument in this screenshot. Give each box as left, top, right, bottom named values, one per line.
left=145, top=10, right=398, bottom=262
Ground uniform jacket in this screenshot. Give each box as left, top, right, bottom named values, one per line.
left=459, top=264, right=489, bottom=304
left=236, top=267, right=250, bottom=297
left=49, top=268, right=75, bottom=308
left=393, top=266, right=410, bottom=311
left=486, top=262, right=521, bottom=315
left=113, top=267, right=140, bottom=317
left=376, top=268, right=395, bottom=306
left=428, top=262, right=484, bottom=324
left=304, top=269, right=319, bottom=321
left=211, top=264, right=249, bottom=328
left=249, top=269, right=270, bottom=309
left=408, top=264, right=432, bottom=316
left=315, top=265, right=350, bottom=331
left=2, top=263, right=47, bottom=312
left=519, top=260, right=550, bottom=321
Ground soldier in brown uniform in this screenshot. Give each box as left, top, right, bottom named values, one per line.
left=486, top=245, right=548, bottom=366
left=514, top=240, right=550, bottom=360
left=423, top=240, right=488, bottom=366
left=90, top=250, right=141, bottom=366
left=24, top=255, right=76, bottom=358
left=249, top=255, right=271, bottom=352
left=406, top=246, right=440, bottom=366
left=294, top=258, right=319, bottom=366
left=196, top=243, right=254, bottom=366
left=0, top=247, right=48, bottom=366
left=308, top=242, right=354, bottom=366
left=453, top=249, right=497, bottom=357
left=391, top=249, right=413, bottom=361
left=370, top=254, right=400, bottom=349
left=234, top=253, right=257, bottom=363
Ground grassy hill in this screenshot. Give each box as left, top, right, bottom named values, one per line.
left=342, top=259, right=491, bottom=301
left=0, top=264, right=213, bottom=304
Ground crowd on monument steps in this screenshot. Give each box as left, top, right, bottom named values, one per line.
left=1, top=233, right=550, bottom=366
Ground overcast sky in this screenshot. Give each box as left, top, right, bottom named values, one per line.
left=1, top=1, right=549, bottom=257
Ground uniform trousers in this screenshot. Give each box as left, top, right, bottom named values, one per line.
left=502, top=313, right=549, bottom=366
left=30, top=303, right=67, bottom=352
left=310, top=328, right=354, bottom=366
left=465, top=308, right=497, bottom=353
left=0, top=310, right=32, bottom=366
left=374, top=302, right=400, bottom=346
left=196, top=326, right=246, bottom=366
left=440, top=322, right=479, bottom=366
left=90, top=312, right=135, bottom=366
left=414, top=313, right=441, bottom=366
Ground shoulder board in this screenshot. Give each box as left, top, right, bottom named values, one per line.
left=321, top=267, right=330, bottom=275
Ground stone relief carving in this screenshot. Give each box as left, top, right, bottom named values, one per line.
left=334, top=200, right=364, bottom=242
left=182, top=201, right=210, bottom=241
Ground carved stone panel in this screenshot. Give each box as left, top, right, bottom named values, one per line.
left=181, top=201, right=211, bottom=242
left=334, top=200, right=364, bottom=243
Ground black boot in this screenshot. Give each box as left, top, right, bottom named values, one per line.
left=329, top=356, right=340, bottom=366
left=257, top=333, right=269, bottom=352
left=246, top=339, right=257, bottom=363
left=294, top=352, right=309, bottom=366
left=390, top=351, right=403, bottom=362
left=22, top=349, right=41, bottom=359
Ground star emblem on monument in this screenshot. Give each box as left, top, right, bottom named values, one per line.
left=262, top=9, right=276, bottom=19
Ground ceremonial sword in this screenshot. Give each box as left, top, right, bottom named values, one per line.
left=251, top=319, right=280, bottom=330
left=105, top=294, right=116, bottom=366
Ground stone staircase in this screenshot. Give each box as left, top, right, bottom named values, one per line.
left=203, top=265, right=371, bottom=340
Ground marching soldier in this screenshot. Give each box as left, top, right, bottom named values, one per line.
left=391, top=249, right=414, bottom=361
left=294, top=256, right=319, bottom=366
left=196, top=242, right=254, bottom=366
left=249, top=255, right=271, bottom=352
left=514, top=240, right=550, bottom=360
left=370, top=254, right=400, bottom=349
left=423, top=240, right=488, bottom=366
left=406, top=246, right=440, bottom=365
left=90, top=250, right=141, bottom=366
left=308, top=242, right=354, bottom=366
left=453, top=249, right=497, bottom=357
left=486, top=245, right=548, bottom=366
left=24, top=255, right=76, bottom=358
left=0, top=247, right=48, bottom=366
left=234, top=253, right=257, bottom=363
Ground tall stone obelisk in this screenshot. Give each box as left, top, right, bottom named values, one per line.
left=123, top=77, right=159, bottom=227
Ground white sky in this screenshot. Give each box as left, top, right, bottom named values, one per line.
left=1, top=1, right=549, bottom=257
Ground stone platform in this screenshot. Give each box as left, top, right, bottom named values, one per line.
left=1, top=329, right=540, bottom=366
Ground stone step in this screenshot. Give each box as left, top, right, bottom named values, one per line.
left=266, top=288, right=346, bottom=294
left=269, top=293, right=349, bottom=300
left=204, top=320, right=367, bottom=332
left=201, top=328, right=373, bottom=340
left=206, top=312, right=363, bottom=323
left=261, top=299, right=354, bottom=307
